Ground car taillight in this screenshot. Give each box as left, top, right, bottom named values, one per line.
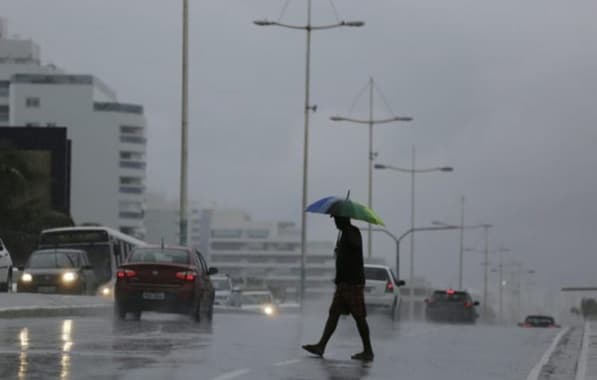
left=523, top=323, right=531, bottom=328
left=464, top=301, right=472, bottom=308
left=385, top=281, right=394, bottom=293
left=117, top=269, right=136, bottom=279
left=176, top=271, right=197, bottom=281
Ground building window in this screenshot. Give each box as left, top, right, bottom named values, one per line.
left=0, top=82, right=8, bottom=97
left=119, top=186, right=144, bottom=194
left=26, top=97, right=40, bottom=108
left=0, top=105, right=8, bottom=122
left=211, top=229, right=243, bottom=239
left=120, top=151, right=144, bottom=161
left=120, top=125, right=145, bottom=144
left=119, top=176, right=143, bottom=186
left=119, top=211, right=144, bottom=219
left=211, top=242, right=244, bottom=251
left=246, top=229, right=269, bottom=239
left=119, top=161, right=146, bottom=170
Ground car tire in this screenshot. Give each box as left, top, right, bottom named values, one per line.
left=390, top=298, right=398, bottom=320
left=191, top=301, right=201, bottom=322
left=114, top=303, right=126, bottom=320
left=206, top=302, right=214, bottom=322
left=0, top=268, right=10, bottom=292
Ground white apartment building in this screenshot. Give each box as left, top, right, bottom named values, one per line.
left=144, top=193, right=202, bottom=248
left=203, top=209, right=336, bottom=301
left=0, top=19, right=147, bottom=237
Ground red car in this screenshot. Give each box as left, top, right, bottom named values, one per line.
left=114, top=246, right=217, bottom=321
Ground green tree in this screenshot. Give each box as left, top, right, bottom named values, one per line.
left=0, top=143, right=74, bottom=265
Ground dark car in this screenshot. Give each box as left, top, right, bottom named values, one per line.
left=114, top=246, right=217, bottom=321
left=518, top=315, right=560, bottom=328
left=425, top=289, right=479, bottom=323
left=17, top=249, right=97, bottom=295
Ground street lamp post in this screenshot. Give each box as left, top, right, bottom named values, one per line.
left=179, top=0, right=189, bottom=246
left=254, top=3, right=364, bottom=306
left=330, top=78, right=412, bottom=259
left=375, top=160, right=453, bottom=319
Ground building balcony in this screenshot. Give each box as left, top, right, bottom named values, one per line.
left=119, top=160, right=146, bottom=170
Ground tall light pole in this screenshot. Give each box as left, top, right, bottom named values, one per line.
left=375, top=159, right=453, bottom=319
left=330, top=78, right=412, bottom=258
left=179, top=0, right=189, bottom=246
left=458, top=196, right=465, bottom=289
left=254, top=3, right=364, bottom=305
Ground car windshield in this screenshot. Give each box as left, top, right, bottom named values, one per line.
left=129, top=249, right=190, bottom=265
left=212, top=278, right=231, bottom=291
left=28, top=251, right=80, bottom=269
left=241, top=294, right=272, bottom=305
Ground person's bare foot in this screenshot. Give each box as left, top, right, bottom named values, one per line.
left=351, top=351, right=374, bottom=362
left=302, top=344, right=324, bottom=357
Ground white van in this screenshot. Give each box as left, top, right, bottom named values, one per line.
left=0, top=238, right=13, bottom=292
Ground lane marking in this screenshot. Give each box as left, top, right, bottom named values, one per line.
left=575, top=322, right=590, bottom=380
left=209, top=369, right=250, bottom=380
left=273, top=359, right=302, bottom=367
left=526, top=326, right=570, bottom=380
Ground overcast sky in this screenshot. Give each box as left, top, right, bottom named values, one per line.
left=4, top=0, right=597, bottom=300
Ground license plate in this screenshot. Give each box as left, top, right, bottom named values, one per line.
left=38, top=286, right=56, bottom=293
left=142, top=292, right=165, bottom=300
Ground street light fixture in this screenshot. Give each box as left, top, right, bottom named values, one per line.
left=254, top=2, right=364, bottom=306
left=375, top=154, right=454, bottom=319
left=330, top=78, right=412, bottom=259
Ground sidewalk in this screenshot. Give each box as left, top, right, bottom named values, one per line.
left=0, top=293, right=112, bottom=318
left=577, top=321, right=597, bottom=380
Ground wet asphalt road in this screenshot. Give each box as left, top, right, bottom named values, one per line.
left=0, top=309, right=560, bottom=380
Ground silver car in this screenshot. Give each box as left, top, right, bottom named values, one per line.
left=0, top=238, right=13, bottom=292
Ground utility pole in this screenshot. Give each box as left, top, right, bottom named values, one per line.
left=458, top=196, right=465, bottom=289
left=482, top=224, right=490, bottom=317
left=179, top=0, right=189, bottom=246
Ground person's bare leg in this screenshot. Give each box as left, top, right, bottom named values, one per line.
left=351, top=316, right=374, bottom=361
left=302, top=311, right=341, bottom=357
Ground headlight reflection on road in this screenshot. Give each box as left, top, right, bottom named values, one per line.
left=18, top=328, right=29, bottom=380
left=61, top=320, right=73, bottom=380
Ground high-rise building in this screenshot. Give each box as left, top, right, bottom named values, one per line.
left=203, top=209, right=336, bottom=301
left=0, top=19, right=147, bottom=237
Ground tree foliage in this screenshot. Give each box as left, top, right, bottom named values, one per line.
left=0, top=143, right=74, bottom=264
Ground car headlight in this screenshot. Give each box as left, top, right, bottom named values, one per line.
left=101, top=287, right=111, bottom=296
left=62, top=272, right=78, bottom=283
left=21, top=273, right=32, bottom=283
left=263, top=305, right=275, bottom=316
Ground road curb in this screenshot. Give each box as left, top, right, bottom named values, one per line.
left=526, top=327, right=571, bottom=380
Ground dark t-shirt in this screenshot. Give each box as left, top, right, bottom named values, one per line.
left=334, top=225, right=365, bottom=285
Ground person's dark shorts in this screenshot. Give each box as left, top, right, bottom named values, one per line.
left=329, top=284, right=367, bottom=318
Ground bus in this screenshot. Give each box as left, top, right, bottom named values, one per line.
left=38, top=226, right=148, bottom=297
